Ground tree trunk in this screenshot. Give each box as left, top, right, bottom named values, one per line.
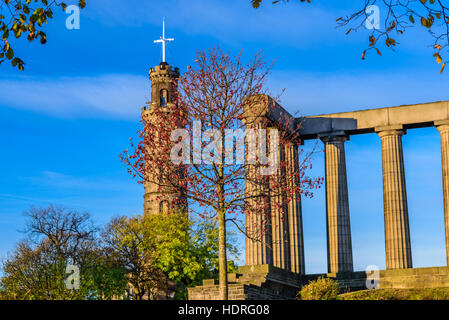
left=218, top=208, right=228, bottom=300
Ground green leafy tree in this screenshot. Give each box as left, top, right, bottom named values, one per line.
left=0, top=0, right=87, bottom=70
left=102, top=212, right=239, bottom=300
left=102, top=215, right=173, bottom=300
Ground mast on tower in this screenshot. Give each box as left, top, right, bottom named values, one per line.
left=154, top=17, right=174, bottom=63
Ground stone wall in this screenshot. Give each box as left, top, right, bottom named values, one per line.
left=379, top=266, right=449, bottom=289
left=188, top=265, right=301, bottom=300
left=306, top=266, right=449, bottom=292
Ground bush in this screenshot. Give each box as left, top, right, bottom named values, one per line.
left=298, top=277, right=340, bottom=300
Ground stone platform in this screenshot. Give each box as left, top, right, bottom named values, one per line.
left=188, top=265, right=449, bottom=300
left=188, top=265, right=301, bottom=300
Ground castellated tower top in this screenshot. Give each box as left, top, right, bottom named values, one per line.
left=149, top=62, right=180, bottom=80
left=142, top=62, right=180, bottom=113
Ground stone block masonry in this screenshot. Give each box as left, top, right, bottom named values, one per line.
left=188, top=265, right=301, bottom=300
left=188, top=265, right=449, bottom=300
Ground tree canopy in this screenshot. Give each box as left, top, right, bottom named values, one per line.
left=0, top=205, right=236, bottom=300
left=0, top=0, right=86, bottom=70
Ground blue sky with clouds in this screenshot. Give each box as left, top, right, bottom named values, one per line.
left=1, top=0, right=449, bottom=274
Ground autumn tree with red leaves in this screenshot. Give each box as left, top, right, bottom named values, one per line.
left=121, top=47, right=321, bottom=300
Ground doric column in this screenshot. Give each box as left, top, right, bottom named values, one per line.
left=321, top=134, right=353, bottom=273
left=435, top=120, right=449, bottom=266
left=376, top=126, right=412, bottom=269
left=245, top=122, right=273, bottom=266
left=285, top=142, right=305, bottom=274
left=271, top=143, right=291, bottom=270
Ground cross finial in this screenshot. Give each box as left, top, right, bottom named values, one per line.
left=154, top=17, right=174, bottom=63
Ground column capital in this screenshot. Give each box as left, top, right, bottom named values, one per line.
left=435, top=120, right=449, bottom=133
left=319, top=132, right=349, bottom=143
left=375, top=125, right=406, bottom=138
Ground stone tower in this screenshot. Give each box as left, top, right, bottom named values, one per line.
left=142, top=61, right=186, bottom=216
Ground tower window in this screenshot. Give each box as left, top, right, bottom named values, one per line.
left=160, top=89, right=168, bottom=106
left=159, top=200, right=169, bottom=214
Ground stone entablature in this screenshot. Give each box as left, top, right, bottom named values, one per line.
left=299, top=100, right=449, bottom=139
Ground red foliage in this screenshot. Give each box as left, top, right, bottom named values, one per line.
left=120, top=47, right=322, bottom=242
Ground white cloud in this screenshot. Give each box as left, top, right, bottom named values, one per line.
left=2, top=67, right=449, bottom=122
left=0, top=74, right=147, bottom=119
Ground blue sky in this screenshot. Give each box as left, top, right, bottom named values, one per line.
left=1, top=0, right=449, bottom=274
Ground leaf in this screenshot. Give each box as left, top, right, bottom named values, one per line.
left=421, top=17, right=428, bottom=27
left=2, top=29, right=8, bottom=41
left=409, top=15, right=415, bottom=24
left=252, top=0, right=261, bottom=8
left=19, top=14, right=26, bottom=23
left=441, top=63, right=446, bottom=74
left=40, top=33, right=47, bottom=44
left=79, top=0, right=86, bottom=9
left=387, top=21, right=396, bottom=31
left=6, top=47, right=13, bottom=60
left=30, top=14, right=38, bottom=23
left=436, top=53, right=443, bottom=64
left=385, top=37, right=396, bottom=47
left=376, top=48, right=382, bottom=56
left=362, top=50, right=366, bottom=60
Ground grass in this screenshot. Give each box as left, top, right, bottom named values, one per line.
left=339, top=287, right=449, bottom=300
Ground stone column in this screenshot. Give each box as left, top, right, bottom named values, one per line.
left=245, top=179, right=273, bottom=266
left=285, top=142, right=305, bottom=274
left=321, top=134, right=354, bottom=273
left=245, top=122, right=273, bottom=266
left=376, top=126, right=412, bottom=269
left=271, top=144, right=291, bottom=270
left=435, top=120, right=449, bottom=266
